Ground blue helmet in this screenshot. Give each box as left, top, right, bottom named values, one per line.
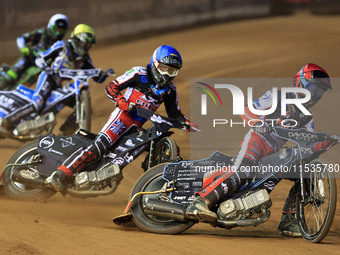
left=149, top=45, right=182, bottom=88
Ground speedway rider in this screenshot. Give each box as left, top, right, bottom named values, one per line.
left=185, top=63, right=332, bottom=237
left=47, top=45, right=198, bottom=192
left=0, top=24, right=110, bottom=136
left=0, top=14, right=69, bottom=90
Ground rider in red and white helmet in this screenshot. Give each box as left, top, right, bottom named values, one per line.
left=186, top=63, right=331, bottom=237
left=293, top=63, right=331, bottom=107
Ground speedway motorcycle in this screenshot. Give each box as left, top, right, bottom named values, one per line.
left=0, top=107, right=189, bottom=200
left=0, top=68, right=113, bottom=141
left=114, top=127, right=338, bottom=243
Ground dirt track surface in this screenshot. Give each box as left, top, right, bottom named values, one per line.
left=1, top=12, right=340, bottom=254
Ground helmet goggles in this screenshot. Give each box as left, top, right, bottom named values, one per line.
left=51, top=25, right=66, bottom=38
left=155, top=59, right=179, bottom=77
left=299, top=69, right=328, bottom=99
left=299, top=69, right=329, bottom=107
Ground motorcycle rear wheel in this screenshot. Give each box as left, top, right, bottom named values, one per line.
left=296, top=159, right=337, bottom=243
left=78, top=89, right=91, bottom=131
left=130, top=163, right=194, bottom=234
left=2, top=141, right=56, bottom=200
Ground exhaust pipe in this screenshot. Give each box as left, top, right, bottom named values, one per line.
left=12, top=169, right=46, bottom=188
left=144, top=199, right=187, bottom=222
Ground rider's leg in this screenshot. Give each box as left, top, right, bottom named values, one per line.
left=186, top=130, right=275, bottom=222
left=49, top=132, right=113, bottom=191
left=49, top=109, right=143, bottom=191
left=278, top=185, right=301, bottom=237
left=0, top=56, right=30, bottom=89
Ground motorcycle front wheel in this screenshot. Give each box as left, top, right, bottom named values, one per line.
left=296, top=159, right=337, bottom=243
left=2, top=141, right=56, bottom=200
left=130, top=163, right=195, bottom=234
left=149, top=137, right=179, bottom=168
left=78, top=89, right=92, bottom=131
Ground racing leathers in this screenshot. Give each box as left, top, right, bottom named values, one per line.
left=198, top=89, right=314, bottom=206
left=2, top=40, right=107, bottom=132
left=0, top=28, right=59, bottom=89
left=56, top=65, right=189, bottom=178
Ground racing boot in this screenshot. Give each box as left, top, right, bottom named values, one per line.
left=278, top=185, right=301, bottom=237
left=278, top=213, right=301, bottom=237
left=185, top=196, right=217, bottom=223
left=46, top=170, right=68, bottom=193
left=0, top=119, right=14, bottom=137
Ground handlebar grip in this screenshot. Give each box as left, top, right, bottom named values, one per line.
left=181, top=122, right=202, bottom=132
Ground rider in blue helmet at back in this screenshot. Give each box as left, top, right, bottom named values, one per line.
left=46, top=45, right=198, bottom=192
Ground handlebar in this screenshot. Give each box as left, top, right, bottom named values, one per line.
left=329, top=134, right=340, bottom=143
left=129, top=105, right=201, bottom=132
left=181, top=121, right=201, bottom=132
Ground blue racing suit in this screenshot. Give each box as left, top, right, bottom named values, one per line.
left=4, top=40, right=107, bottom=127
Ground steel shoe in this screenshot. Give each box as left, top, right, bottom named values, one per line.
left=278, top=213, right=302, bottom=237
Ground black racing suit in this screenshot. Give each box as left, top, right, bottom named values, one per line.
left=0, top=28, right=59, bottom=89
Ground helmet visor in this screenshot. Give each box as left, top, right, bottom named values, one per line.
left=305, top=82, right=326, bottom=99
left=51, top=25, right=67, bottom=37
left=303, top=82, right=326, bottom=108
left=77, top=40, right=93, bottom=51
left=156, top=62, right=179, bottom=77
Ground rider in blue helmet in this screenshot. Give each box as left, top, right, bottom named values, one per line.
left=46, top=45, right=198, bottom=192
left=149, top=45, right=182, bottom=90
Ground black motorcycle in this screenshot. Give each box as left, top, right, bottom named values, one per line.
left=1, top=107, right=188, bottom=200
left=114, top=127, right=339, bottom=243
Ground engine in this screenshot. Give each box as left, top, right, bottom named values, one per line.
left=15, top=112, right=56, bottom=136
left=217, top=189, right=272, bottom=220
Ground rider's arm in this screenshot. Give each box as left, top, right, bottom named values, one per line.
left=16, top=28, right=44, bottom=55
left=105, top=67, right=144, bottom=103
left=163, top=84, right=188, bottom=123
left=39, top=40, right=65, bottom=63
left=81, top=55, right=108, bottom=83
left=105, top=73, right=135, bottom=103
left=240, top=89, right=274, bottom=124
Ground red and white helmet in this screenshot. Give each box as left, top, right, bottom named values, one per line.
left=293, top=63, right=331, bottom=108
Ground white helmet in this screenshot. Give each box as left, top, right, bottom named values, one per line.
left=47, top=14, right=69, bottom=41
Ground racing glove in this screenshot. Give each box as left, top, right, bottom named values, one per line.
left=116, top=95, right=130, bottom=112
left=185, top=120, right=199, bottom=132
left=20, top=46, right=30, bottom=56
left=35, top=57, right=47, bottom=69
